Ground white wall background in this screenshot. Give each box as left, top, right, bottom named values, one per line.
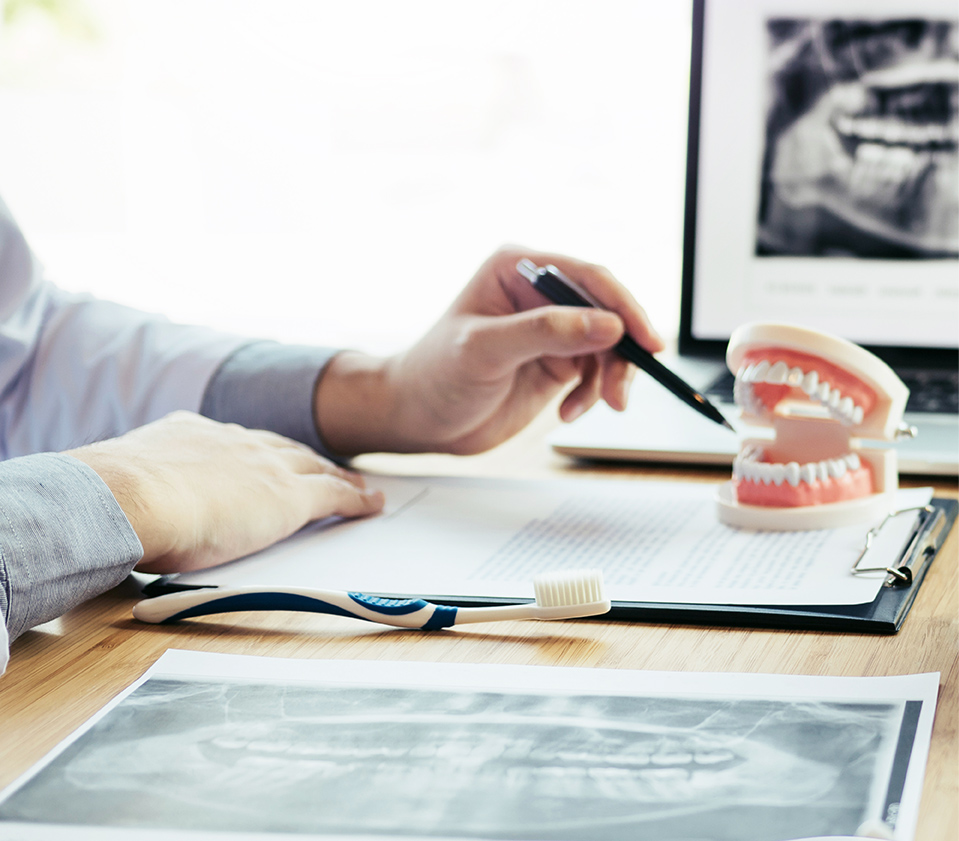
left=0, top=0, right=692, bottom=354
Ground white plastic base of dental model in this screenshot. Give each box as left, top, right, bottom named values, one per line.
left=715, top=482, right=898, bottom=531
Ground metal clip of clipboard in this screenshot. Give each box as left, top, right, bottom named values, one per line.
left=851, top=504, right=945, bottom=587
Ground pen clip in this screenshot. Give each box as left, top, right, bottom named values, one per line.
left=516, top=259, right=606, bottom=309
left=515, top=258, right=540, bottom=283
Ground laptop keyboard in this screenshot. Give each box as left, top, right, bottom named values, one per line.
left=703, top=372, right=739, bottom=404
left=704, top=369, right=958, bottom=414
left=898, top=369, right=959, bottom=414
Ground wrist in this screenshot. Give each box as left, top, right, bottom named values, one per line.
left=314, top=350, right=408, bottom=456
left=65, top=445, right=173, bottom=566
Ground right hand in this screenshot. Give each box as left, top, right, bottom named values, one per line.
left=315, top=246, right=664, bottom=457
left=66, top=411, right=384, bottom=573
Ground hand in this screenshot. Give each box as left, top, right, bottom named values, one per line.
left=67, top=411, right=384, bottom=573
left=315, top=246, right=664, bottom=456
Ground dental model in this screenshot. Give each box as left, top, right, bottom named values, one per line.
left=717, top=323, right=911, bottom=530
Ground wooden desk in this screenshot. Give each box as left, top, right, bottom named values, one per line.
left=2, top=418, right=957, bottom=839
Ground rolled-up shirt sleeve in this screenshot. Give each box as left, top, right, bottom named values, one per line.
left=0, top=197, right=252, bottom=459
left=200, top=341, right=342, bottom=461
left=0, top=453, right=143, bottom=673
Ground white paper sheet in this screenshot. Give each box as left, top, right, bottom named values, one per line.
left=176, top=476, right=934, bottom=607
left=0, top=650, right=938, bottom=841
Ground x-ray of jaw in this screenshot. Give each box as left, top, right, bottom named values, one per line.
left=758, top=18, right=958, bottom=259
left=0, top=678, right=909, bottom=841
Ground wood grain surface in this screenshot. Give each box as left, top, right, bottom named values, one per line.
left=2, top=414, right=956, bottom=839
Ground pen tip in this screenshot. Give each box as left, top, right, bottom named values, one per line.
left=723, top=418, right=736, bottom=432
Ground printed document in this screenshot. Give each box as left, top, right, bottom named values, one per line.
left=175, top=476, right=933, bottom=607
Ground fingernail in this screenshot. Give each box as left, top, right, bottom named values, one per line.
left=564, top=401, right=586, bottom=423
left=364, top=490, right=386, bottom=510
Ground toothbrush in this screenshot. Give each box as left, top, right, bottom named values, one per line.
left=132, top=569, right=610, bottom=629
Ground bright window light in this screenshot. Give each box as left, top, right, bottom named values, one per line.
left=0, top=0, right=691, bottom=353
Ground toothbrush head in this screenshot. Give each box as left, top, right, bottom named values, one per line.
left=532, top=569, right=611, bottom=620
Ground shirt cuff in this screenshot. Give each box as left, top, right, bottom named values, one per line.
left=0, top=453, right=144, bottom=643
left=199, top=341, right=342, bottom=461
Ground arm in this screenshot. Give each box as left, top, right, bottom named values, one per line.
left=0, top=197, right=380, bottom=667
left=0, top=453, right=143, bottom=675
left=0, top=194, right=344, bottom=461
left=1, top=220, right=659, bottom=661
left=0, top=195, right=249, bottom=458
left=0, top=415, right=385, bottom=674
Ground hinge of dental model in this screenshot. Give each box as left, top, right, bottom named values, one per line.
left=896, top=423, right=918, bottom=440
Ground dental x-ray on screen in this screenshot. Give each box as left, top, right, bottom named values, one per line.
left=549, top=0, right=958, bottom=475
left=757, top=17, right=956, bottom=260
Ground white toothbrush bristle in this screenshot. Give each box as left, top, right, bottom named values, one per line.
left=533, top=569, right=606, bottom=607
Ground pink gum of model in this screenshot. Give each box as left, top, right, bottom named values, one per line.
left=717, top=322, right=909, bottom=531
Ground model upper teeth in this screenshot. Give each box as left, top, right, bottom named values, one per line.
left=734, top=361, right=865, bottom=426
left=733, top=446, right=863, bottom=486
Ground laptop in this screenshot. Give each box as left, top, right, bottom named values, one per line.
left=551, top=0, right=959, bottom=476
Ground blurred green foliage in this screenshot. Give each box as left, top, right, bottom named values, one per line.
left=2, top=0, right=99, bottom=40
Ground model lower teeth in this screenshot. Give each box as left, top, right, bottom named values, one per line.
left=734, top=447, right=863, bottom=485
left=732, top=445, right=875, bottom=508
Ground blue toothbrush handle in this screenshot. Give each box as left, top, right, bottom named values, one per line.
left=132, top=587, right=460, bottom=630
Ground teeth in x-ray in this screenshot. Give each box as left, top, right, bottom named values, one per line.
left=833, top=115, right=956, bottom=149
left=834, top=113, right=955, bottom=148
left=848, top=142, right=932, bottom=203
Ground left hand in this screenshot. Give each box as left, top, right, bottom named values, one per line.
left=67, top=412, right=385, bottom=574
left=314, top=246, right=664, bottom=456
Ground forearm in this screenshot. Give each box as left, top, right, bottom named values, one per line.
left=312, top=350, right=417, bottom=457
left=1, top=286, right=249, bottom=458
left=312, top=347, right=469, bottom=457
left=0, top=454, right=143, bottom=667
left=0, top=194, right=250, bottom=457
left=199, top=338, right=435, bottom=459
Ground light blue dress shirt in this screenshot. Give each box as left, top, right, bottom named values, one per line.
left=0, top=196, right=340, bottom=674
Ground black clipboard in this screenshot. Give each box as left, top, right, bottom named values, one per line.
left=418, top=497, right=956, bottom=634
left=143, top=497, right=956, bottom=636
left=597, top=497, right=957, bottom=634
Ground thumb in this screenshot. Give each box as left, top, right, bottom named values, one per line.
left=469, top=307, right=624, bottom=373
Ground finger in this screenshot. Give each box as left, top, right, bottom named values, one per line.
left=303, top=474, right=386, bottom=521
left=545, top=258, right=665, bottom=353
left=599, top=354, right=634, bottom=411
left=499, top=249, right=665, bottom=354
left=462, top=308, right=624, bottom=376
left=278, top=446, right=368, bottom=487
left=559, top=357, right=602, bottom=422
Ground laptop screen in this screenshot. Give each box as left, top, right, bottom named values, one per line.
left=679, top=0, right=959, bottom=368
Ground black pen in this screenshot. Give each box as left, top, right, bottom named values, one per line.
left=516, top=258, right=734, bottom=431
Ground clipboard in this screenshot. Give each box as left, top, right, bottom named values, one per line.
left=143, top=496, right=956, bottom=636
left=607, top=497, right=958, bottom=633
left=436, top=497, right=955, bottom=634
